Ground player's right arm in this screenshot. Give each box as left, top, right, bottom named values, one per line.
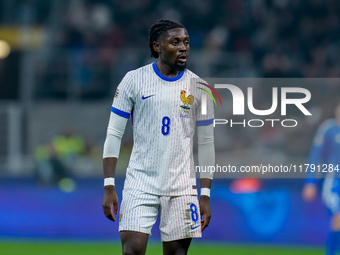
left=103, top=157, right=119, bottom=221
left=102, top=72, right=134, bottom=222
left=102, top=112, right=129, bottom=221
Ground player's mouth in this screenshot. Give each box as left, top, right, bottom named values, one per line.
left=177, top=54, right=187, bottom=63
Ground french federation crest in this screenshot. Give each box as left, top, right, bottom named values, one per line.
left=180, top=89, right=194, bottom=118
left=180, top=89, right=194, bottom=110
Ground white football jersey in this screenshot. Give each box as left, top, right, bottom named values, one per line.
left=112, top=62, right=214, bottom=196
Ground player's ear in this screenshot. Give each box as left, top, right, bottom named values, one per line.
left=153, top=41, right=161, bottom=54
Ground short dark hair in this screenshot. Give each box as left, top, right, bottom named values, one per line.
left=149, top=19, right=185, bottom=58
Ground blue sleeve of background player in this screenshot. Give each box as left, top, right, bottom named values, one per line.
left=306, top=121, right=331, bottom=183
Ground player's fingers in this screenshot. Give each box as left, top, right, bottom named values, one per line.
left=201, top=214, right=209, bottom=231
left=206, top=212, right=211, bottom=224
left=201, top=218, right=208, bottom=231
left=106, top=213, right=116, bottom=222
left=113, top=202, right=118, bottom=215
left=106, top=208, right=116, bottom=222
left=103, top=204, right=116, bottom=222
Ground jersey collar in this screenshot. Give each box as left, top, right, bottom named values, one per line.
left=152, top=61, right=184, bottom=82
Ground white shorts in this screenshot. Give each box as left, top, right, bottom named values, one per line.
left=119, top=188, right=202, bottom=242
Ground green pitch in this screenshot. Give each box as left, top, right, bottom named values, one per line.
left=0, top=241, right=323, bottom=255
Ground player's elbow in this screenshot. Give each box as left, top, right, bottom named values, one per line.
left=107, top=126, right=124, bottom=139
left=198, top=137, right=214, bottom=146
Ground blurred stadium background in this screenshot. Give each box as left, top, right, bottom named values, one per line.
left=1, top=0, right=340, bottom=254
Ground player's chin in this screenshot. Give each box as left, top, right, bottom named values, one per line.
left=174, top=61, right=186, bottom=71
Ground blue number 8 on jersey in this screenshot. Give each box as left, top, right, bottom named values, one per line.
left=161, top=116, right=171, bottom=136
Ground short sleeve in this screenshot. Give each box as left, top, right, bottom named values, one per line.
left=111, top=72, right=135, bottom=119
left=196, top=84, right=214, bottom=126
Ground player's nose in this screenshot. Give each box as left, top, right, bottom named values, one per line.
left=179, top=42, right=188, bottom=51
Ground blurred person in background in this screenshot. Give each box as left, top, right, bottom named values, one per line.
left=302, top=101, right=340, bottom=255
left=34, top=127, right=85, bottom=187
left=102, top=19, right=215, bottom=255
left=34, top=142, right=68, bottom=186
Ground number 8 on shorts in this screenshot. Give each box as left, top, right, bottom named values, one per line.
left=190, top=203, right=199, bottom=222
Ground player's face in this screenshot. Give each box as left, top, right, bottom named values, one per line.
left=158, top=28, right=190, bottom=71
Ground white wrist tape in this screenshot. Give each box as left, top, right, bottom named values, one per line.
left=104, top=177, right=115, bottom=186
left=201, top=188, right=210, bottom=197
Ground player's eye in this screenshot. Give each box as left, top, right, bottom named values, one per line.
left=172, top=41, right=178, bottom=46
left=184, top=41, right=189, bottom=46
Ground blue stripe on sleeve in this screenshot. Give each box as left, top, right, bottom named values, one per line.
left=197, top=119, right=214, bottom=126
left=111, top=107, right=130, bottom=119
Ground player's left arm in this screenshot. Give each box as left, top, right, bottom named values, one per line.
left=197, top=123, right=214, bottom=231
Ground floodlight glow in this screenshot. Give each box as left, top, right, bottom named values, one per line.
left=0, top=40, right=10, bottom=59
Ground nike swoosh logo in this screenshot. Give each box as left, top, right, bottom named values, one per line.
left=190, top=225, right=200, bottom=230
left=142, top=94, right=155, bottom=100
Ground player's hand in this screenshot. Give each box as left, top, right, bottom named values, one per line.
left=102, top=186, right=119, bottom=222
left=199, top=196, right=211, bottom=232
left=302, top=183, right=317, bottom=202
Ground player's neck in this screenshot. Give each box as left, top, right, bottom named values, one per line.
left=156, top=61, right=181, bottom=78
